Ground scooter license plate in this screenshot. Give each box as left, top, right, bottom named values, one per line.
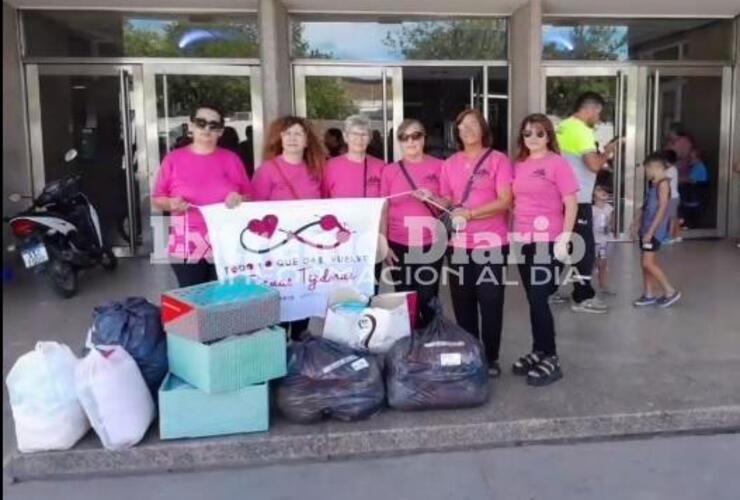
left=21, top=243, right=50, bottom=268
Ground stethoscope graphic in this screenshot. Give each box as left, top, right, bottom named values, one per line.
left=240, top=214, right=352, bottom=254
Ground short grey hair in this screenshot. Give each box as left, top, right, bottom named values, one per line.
left=343, top=114, right=371, bottom=134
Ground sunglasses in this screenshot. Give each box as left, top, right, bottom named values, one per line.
left=193, top=118, right=224, bottom=131
left=399, top=131, right=425, bottom=142
left=522, top=129, right=546, bottom=139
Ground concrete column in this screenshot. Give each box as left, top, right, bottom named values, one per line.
left=3, top=2, right=32, bottom=260
left=259, top=0, right=293, bottom=130
left=508, top=0, right=542, bottom=154
left=728, top=15, right=740, bottom=238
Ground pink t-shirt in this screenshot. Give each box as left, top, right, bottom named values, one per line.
left=153, top=146, right=253, bottom=259
left=512, top=152, right=579, bottom=243
left=440, top=149, right=513, bottom=249
left=381, top=156, right=443, bottom=246
left=252, top=155, right=323, bottom=201
left=322, top=154, right=385, bottom=198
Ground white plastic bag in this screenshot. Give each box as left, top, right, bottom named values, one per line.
left=76, top=345, right=155, bottom=450
left=6, top=341, right=90, bottom=453
left=323, top=292, right=413, bottom=354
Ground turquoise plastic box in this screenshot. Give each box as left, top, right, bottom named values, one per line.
left=162, top=277, right=281, bottom=343
left=167, top=325, right=287, bottom=394
left=159, top=373, right=269, bottom=440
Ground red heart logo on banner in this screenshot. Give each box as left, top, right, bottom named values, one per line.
left=247, top=215, right=279, bottom=239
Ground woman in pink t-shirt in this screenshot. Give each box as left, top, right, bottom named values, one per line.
left=322, top=115, right=386, bottom=292
left=381, top=119, right=444, bottom=326
left=252, top=116, right=326, bottom=340
left=152, top=104, right=253, bottom=288
left=322, top=115, right=385, bottom=198
left=511, top=113, right=578, bottom=387
left=252, top=116, right=325, bottom=202
left=440, top=109, right=513, bottom=378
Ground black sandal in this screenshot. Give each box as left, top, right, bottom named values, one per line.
left=512, top=352, right=543, bottom=376
left=526, top=355, right=563, bottom=387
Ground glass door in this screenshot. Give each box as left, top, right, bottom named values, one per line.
left=26, top=64, right=146, bottom=256
left=143, top=64, right=262, bottom=175
left=643, top=66, right=732, bottom=238
left=293, top=65, right=402, bottom=162
left=542, top=67, right=639, bottom=239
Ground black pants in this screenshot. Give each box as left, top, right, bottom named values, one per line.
left=171, top=259, right=217, bottom=288
left=446, top=246, right=507, bottom=363
left=387, top=241, right=443, bottom=328
left=517, top=242, right=561, bottom=356
left=572, top=203, right=596, bottom=303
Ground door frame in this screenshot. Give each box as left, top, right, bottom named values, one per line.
left=24, top=63, right=147, bottom=256
left=641, top=65, right=733, bottom=239
left=141, top=63, right=263, bottom=184
left=293, top=65, right=403, bottom=161
left=541, top=65, right=640, bottom=240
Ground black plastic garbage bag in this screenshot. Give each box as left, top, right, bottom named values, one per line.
left=386, top=300, right=489, bottom=411
left=89, top=297, right=167, bottom=396
left=276, top=337, right=385, bottom=423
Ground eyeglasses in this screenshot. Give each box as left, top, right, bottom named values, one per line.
left=347, top=131, right=370, bottom=139
left=399, top=131, right=425, bottom=142
left=522, top=130, right=546, bottom=139
left=193, top=118, right=224, bottom=131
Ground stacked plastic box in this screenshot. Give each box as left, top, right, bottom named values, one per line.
left=158, top=277, right=286, bottom=440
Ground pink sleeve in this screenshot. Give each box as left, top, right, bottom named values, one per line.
left=494, top=155, right=514, bottom=192
left=554, top=156, right=580, bottom=198
left=439, top=160, right=453, bottom=198
left=226, top=154, right=254, bottom=199
left=251, top=162, right=273, bottom=201
left=152, top=155, right=173, bottom=198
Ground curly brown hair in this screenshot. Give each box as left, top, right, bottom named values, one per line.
left=263, top=116, right=326, bottom=179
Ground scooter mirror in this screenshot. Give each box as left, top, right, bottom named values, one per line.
left=64, top=149, right=78, bottom=163
left=8, top=193, right=23, bottom=203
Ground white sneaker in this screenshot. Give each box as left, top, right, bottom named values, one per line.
left=571, top=297, right=609, bottom=314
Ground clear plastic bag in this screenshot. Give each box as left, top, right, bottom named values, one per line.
left=276, top=338, right=385, bottom=423
left=6, top=342, right=90, bottom=453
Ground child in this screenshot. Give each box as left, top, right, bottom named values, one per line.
left=631, top=153, right=681, bottom=308
left=592, top=184, right=614, bottom=295
left=661, top=150, right=682, bottom=244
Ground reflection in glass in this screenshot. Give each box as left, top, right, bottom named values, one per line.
left=656, top=76, right=722, bottom=230
left=23, top=10, right=259, bottom=58
left=403, top=66, right=485, bottom=159
left=292, top=18, right=507, bottom=61
left=543, top=18, right=733, bottom=61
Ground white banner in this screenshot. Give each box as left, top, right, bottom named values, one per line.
left=200, top=198, right=385, bottom=321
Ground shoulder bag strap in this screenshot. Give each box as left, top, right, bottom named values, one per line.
left=398, top=160, right=437, bottom=217
left=363, top=157, right=368, bottom=198
left=459, top=147, right=494, bottom=206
